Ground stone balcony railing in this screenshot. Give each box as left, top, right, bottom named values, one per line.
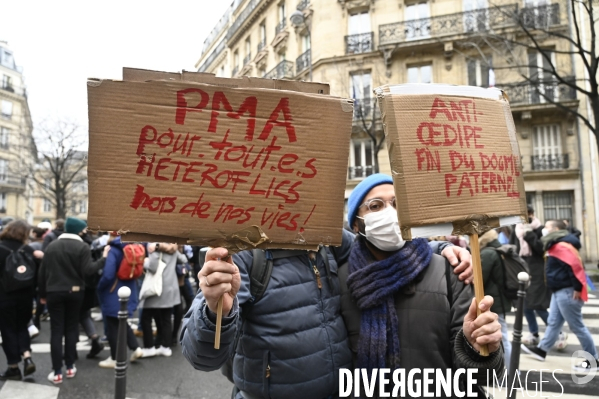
left=198, top=40, right=226, bottom=72
left=275, top=20, right=287, bottom=35
left=226, top=0, right=259, bottom=41
left=296, top=49, right=311, bottom=74
left=497, top=78, right=577, bottom=106
left=257, top=39, right=266, bottom=52
left=379, top=3, right=561, bottom=46
left=348, top=165, right=375, bottom=180
left=297, top=0, right=309, bottom=11
left=531, top=154, right=570, bottom=171
left=264, top=60, right=294, bottom=79
left=345, top=32, right=374, bottom=54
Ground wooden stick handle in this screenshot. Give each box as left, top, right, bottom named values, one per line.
left=469, top=232, right=489, bottom=357
left=214, top=296, right=224, bottom=349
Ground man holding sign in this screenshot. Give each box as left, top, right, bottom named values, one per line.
left=182, top=229, right=474, bottom=398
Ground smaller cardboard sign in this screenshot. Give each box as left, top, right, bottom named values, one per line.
left=375, top=84, right=527, bottom=239
left=87, top=77, right=353, bottom=250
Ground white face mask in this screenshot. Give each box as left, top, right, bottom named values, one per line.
left=542, top=228, right=550, bottom=236
left=357, top=206, right=405, bottom=251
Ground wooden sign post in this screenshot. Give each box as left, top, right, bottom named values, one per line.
left=468, top=232, right=488, bottom=356
left=376, top=84, right=528, bottom=356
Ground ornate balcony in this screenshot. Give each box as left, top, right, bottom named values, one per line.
left=243, top=53, right=252, bottom=66
left=497, top=78, right=577, bottom=106
left=379, top=4, right=518, bottom=46
left=257, top=39, right=266, bottom=52
left=296, top=50, right=311, bottom=74
left=345, top=32, right=374, bottom=54
left=275, top=20, right=287, bottom=35
left=297, top=0, right=309, bottom=11
left=348, top=165, right=375, bottom=180
left=353, top=97, right=378, bottom=121
left=264, top=60, right=294, bottom=79
left=226, top=0, right=259, bottom=41
left=531, top=154, right=569, bottom=171
left=520, top=3, right=560, bottom=30
left=198, top=40, right=226, bottom=72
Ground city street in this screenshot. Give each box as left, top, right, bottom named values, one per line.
left=0, top=311, right=232, bottom=399
left=1, top=291, right=599, bottom=398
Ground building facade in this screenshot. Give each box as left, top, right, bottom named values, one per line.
left=0, top=41, right=36, bottom=224
left=196, top=0, right=598, bottom=261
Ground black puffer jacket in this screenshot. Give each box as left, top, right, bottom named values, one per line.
left=339, top=249, right=504, bottom=398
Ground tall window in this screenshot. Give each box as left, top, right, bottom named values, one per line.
left=0, top=159, right=7, bottom=182
left=0, top=127, right=9, bottom=149
left=351, top=72, right=372, bottom=119
left=1, top=75, right=11, bottom=90
left=532, top=124, right=566, bottom=170
left=79, top=200, right=87, bottom=214
left=405, top=2, right=430, bottom=39
left=43, top=198, right=52, bottom=213
left=278, top=3, right=286, bottom=24
left=349, top=139, right=375, bottom=179
left=0, top=193, right=5, bottom=212
left=348, top=12, right=371, bottom=35
left=301, top=34, right=311, bottom=52
left=467, top=56, right=493, bottom=87
left=543, top=191, right=573, bottom=224
left=1, top=101, right=12, bottom=120
left=245, top=38, right=251, bottom=62
left=529, top=50, right=556, bottom=103
left=260, top=22, right=266, bottom=41
left=407, top=64, right=432, bottom=83
left=0, top=49, right=14, bottom=69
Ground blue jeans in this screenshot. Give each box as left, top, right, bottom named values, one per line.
left=538, top=287, right=598, bottom=358
left=499, top=315, right=512, bottom=371
left=524, top=308, right=549, bottom=334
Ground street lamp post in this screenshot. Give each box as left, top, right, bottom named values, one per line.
left=290, top=10, right=312, bottom=82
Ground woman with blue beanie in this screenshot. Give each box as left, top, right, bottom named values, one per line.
left=339, top=174, right=505, bottom=397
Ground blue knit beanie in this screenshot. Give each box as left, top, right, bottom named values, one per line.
left=347, top=173, right=394, bottom=228
left=65, top=217, right=87, bottom=234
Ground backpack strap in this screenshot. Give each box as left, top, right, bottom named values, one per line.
left=247, top=249, right=273, bottom=306
left=445, top=260, right=453, bottom=306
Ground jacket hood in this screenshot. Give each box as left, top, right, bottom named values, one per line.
left=479, top=229, right=498, bottom=248
left=555, top=233, right=581, bottom=249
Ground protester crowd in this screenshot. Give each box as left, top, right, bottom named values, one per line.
left=0, top=217, right=200, bottom=384
left=0, top=175, right=597, bottom=398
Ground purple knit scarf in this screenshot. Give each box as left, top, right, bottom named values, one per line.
left=347, top=237, right=432, bottom=371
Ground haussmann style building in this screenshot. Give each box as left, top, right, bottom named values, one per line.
left=194, top=0, right=599, bottom=262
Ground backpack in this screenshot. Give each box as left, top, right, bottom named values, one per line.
left=486, top=244, right=530, bottom=300
left=220, top=246, right=332, bottom=387
left=116, top=244, right=145, bottom=281
left=0, top=244, right=37, bottom=293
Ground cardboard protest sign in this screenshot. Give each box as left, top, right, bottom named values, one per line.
left=87, top=78, right=353, bottom=250
left=122, top=67, right=330, bottom=95
left=375, top=84, right=527, bottom=239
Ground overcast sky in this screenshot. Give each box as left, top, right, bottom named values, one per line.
left=0, top=0, right=230, bottom=136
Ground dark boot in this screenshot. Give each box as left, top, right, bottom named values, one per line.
left=0, top=366, right=22, bottom=381
left=23, top=357, right=36, bottom=376
left=86, top=337, right=105, bottom=359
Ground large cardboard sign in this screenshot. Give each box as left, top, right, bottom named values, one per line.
left=376, top=84, right=527, bottom=239
left=87, top=78, right=353, bottom=249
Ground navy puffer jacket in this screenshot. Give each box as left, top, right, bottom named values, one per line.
left=181, top=230, right=354, bottom=399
